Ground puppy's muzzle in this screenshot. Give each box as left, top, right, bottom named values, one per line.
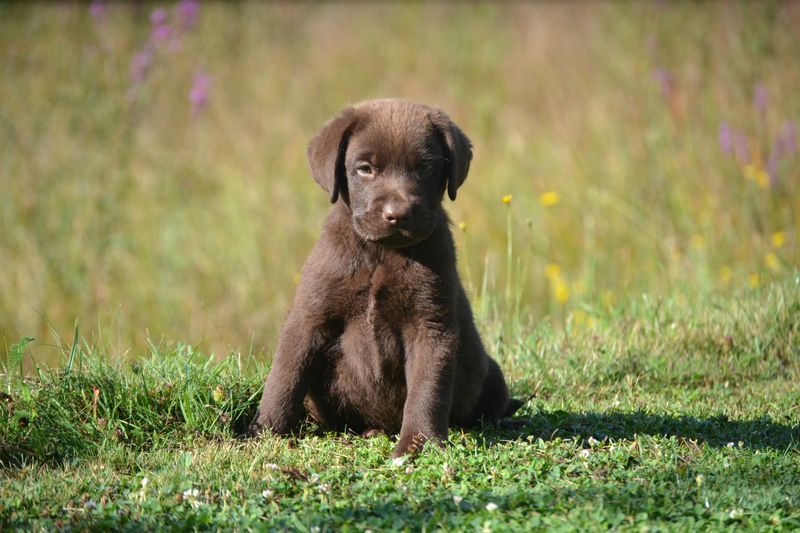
left=354, top=198, right=434, bottom=247
left=382, top=201, right=412, bottom=227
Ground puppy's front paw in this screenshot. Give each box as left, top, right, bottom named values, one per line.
left=247, top=409, right=293, bottom=437
left=247, top=411, right=268, bottom=437
left=392, top=431, right=444, bottom=458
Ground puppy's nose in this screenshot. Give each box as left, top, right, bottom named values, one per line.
left=382, top=202, right=411, bottom=225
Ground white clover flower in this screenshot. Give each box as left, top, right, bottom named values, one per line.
left=392, top=456, right=406, bottom=467
left=262, top=489, right=274, bottom=499
left=453, top=495, right=463, bottom=506
left=729, top=508, right=743, bottom=519
left=486, top=502, right=499, bottom=512
left=182, top=488, right=201, bottom=509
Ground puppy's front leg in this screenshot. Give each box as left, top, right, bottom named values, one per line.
left=393, top=327, right=457, bottom=457
left=249, top=310, right=329, bottom=436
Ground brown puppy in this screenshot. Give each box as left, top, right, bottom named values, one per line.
left=250, top=99, right=522, bottom=457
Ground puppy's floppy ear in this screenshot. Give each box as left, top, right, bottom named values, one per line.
left=307, top=107, right=358, bottom=203
left=430, top=111, right=473, bottom=201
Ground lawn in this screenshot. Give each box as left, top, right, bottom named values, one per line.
left=1, top=1, right=799, bottom=530
left=2, top=278, right=799, bottom=530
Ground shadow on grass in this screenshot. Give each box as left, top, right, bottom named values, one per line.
left=4, top=407, right=796, bottom=470
left=234, top=408, right=798, bottom=453
left=479, top=410, right=799, bottom=451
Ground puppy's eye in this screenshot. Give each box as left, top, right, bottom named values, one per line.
left=417, top=164, right=434, bottom=177
left=355, top=164, right=374, bottom=178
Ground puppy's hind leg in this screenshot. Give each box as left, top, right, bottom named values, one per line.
left=470, top=357, right=526, bottom=424
left=250, top=310, right=336, bottom=436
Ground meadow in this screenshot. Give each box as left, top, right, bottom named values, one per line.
left=1, top=1, right=799, bottom=530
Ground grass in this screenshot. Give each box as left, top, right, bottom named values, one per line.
left=2, top=277, right=799, bottom=530
left=2, top=2, right=799, bottom=530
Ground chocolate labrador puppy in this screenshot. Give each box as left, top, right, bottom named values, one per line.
left=250, top=99, right=522, bottom=457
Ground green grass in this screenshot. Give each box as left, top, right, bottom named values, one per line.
left=2, top=277, right=799, bottom=530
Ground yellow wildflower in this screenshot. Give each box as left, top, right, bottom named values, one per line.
left=501, top=194, right=512, bottom=205
left=544, top=263, right=561, bottom=280
left=539, top=191, right=560, bottom=207
left=748, top=273, right=760, bottom=288
left=553, top=278, right=570, bottom=304
left=458, top=221, right=467, bottom=232
left=212, top=385, right=226, bottom=405
left=755, top=169, right=769, bottom=188
left=771, top=231, right=786, bottom=248
left=691, top=234, right=706, bottom=250
left=765, top=252, right=780, bottom=271
left=744, top=164, right=769, bottom=188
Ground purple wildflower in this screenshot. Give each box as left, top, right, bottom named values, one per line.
left=149, top=8, right=172, bottom=42
left=152, top=23, right=172, bottom=42
left=718, top=122, right=732, bottom=155
left=733, top=130, right=749, bottom=164
left=130, top=49, right=153, bottom=86
left=753, top=82, right=767, bottom=114
left=89, top=1, right=106, bottom=20
left=150, top=8, right=168, bottom=26
left=189, top=72, right=211, bottom=110
left=176, top=0, right=200, bottom=30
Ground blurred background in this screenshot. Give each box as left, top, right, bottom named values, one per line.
left=1, top=2, right=797, bottom=366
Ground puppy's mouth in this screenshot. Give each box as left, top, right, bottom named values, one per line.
left=352, top=216, right=436, bottom=248
left=376, top=229, right=431, bottom=248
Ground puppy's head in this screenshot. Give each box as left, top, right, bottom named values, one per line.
left=308, top=99, right=472, bottom=248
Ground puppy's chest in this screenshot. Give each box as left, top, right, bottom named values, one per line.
left=361, top=263, right=427, bottom=327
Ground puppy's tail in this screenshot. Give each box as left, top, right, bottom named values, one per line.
left=503, top=392, right=536, bottom=417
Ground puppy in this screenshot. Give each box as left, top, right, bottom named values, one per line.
left=250, top=99, right=522, bottom=457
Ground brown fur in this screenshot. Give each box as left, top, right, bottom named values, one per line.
left=250, top=99, right=522, bottom=457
